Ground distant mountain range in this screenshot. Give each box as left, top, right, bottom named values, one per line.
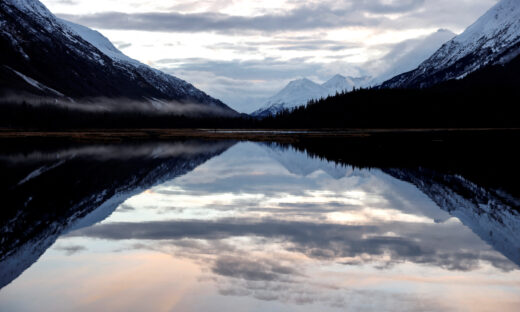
left=0, top=0, right=237, bottom=116
left=252, top=75, right=371, bottom=117
left=1, top=0, right=519, bottom=122
left=252, top=28, right=456, bottom=117
left=253, top=0, right=520, bottom=117
left=381, top=0, right=520, bottom=89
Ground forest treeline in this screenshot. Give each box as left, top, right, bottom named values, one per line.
left=1, top=54, right=519, bottom=129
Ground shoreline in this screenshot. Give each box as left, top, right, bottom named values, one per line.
left=0, top=128, right=519, bottom=143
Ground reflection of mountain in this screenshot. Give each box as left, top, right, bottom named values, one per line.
left=283, top=136, right=520, bottom=267
left=262, top=144, right=351, bottom=179
left=385, top=168, right=520, bottom=267
left=261, top=142, right=520, bottom=267
left=0, top=141, right=233, bottom=289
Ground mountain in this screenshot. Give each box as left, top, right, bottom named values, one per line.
left=381, top=0, right=520, bottom=89
left=251, top=75, right=371, bottom=117
left=251, top=78, right=329, bottom=117
left=372, top=29, right=456, bottom=85
left=262, top=143, right=352, bottom=179
left=322, top=74, right=371, bottom=95
left=0, top=0, right=237, bottom=116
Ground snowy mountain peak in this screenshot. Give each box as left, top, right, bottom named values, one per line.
left=327, top=74, right=347, bottom=82
left=251, top=78, right=329, bottom=117
left=287, top=78, right=319, bottom=88
left=381, top=0, right=520, bottom=88
left=322, top=74, right=353, bottom=94
left=252, top=74, right=372, bottom=117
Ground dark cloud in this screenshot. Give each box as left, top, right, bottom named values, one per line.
left=57, top=4, right=388, bottom=34
left=54, top=0, right=496, bottom=35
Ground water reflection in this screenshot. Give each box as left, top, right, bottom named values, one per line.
left=0, top=140, right=234, bottom=289
left=1, top=141, right=520, bottom=311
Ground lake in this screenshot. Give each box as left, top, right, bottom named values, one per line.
left=1, top=134, right=519, bottom=311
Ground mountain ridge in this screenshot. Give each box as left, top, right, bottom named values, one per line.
left=381, top=0, right=520, bottom=89
left=0, top=0, right=237, bottom=116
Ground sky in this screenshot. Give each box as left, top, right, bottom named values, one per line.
left=40, top=0, right=498, bottom=113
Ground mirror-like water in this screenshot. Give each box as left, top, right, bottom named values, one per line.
left=1, top=141, right=519, bottom=311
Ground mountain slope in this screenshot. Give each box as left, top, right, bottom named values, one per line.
left=0, top=0, right=236, bottom=115
left=373, top=29, right=456, bottom=85
left=381, top=0, right=520, bottom=89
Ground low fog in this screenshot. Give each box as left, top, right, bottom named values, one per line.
left=0, top=92, right=236, bottom=118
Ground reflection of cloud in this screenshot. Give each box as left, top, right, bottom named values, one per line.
left=212, top=256, right=300, bottom=282
left=54, top=245, right=86, bottom=256
left=215, top=276, right=444, bottom=311
left=69, top=218, right=517, bottom=272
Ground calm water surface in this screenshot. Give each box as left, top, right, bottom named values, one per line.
left=0, top=141, right=519, bottom=311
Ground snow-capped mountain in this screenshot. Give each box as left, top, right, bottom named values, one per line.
left=252, top=75, right=371, bottom=117
left=251, top=78, right=329, bottom=117
left=0, top=0, right=237, bottom=115
left=381, top=0, right=520, bottom=89
left=262, top=143, right=352, bottom=179
left=322, top=74, right=371, bottom=95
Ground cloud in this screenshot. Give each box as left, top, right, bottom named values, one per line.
left=114, top=42, right=132, bottom=50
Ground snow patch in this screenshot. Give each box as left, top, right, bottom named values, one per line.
left=9, top=67, right=64, bottom=97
